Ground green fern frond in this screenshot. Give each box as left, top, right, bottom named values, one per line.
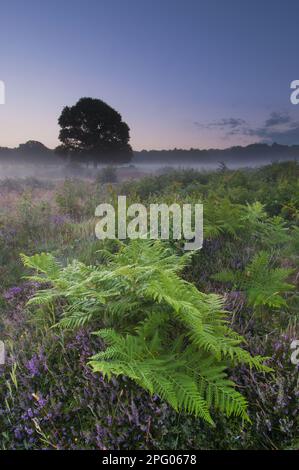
left=21, top=252, right=61, bottom=280
left=213, top=251, right=294, bottom=308
left=23, top=240, right=270, bottom=423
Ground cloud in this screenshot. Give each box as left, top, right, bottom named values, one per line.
left=243, top=112, right=299, bottom=144
left=264, top=112, right=292, bottom=128
left=195, top=112, right=299, bottom=145
left=252, top=122, right=299, bottom=145
left=194, top=117, right=247, bottom=130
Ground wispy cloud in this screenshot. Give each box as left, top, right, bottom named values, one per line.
left=195, top=112, right=299, bottom=145
left=194, top=117, right=247, bottom=131
left=264, top=112, right=292, bottom=128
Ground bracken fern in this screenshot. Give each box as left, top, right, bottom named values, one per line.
left=213, top=251, right=294, bottom=308
left=21, top=240, right=271, bottom=424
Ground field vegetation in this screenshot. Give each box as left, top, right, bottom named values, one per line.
left=0, top=161, right=298, bottom=449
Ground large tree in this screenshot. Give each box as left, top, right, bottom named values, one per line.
left=56, top=97, right=132, bottom=165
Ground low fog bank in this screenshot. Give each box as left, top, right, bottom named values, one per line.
left=0, top=162, right=97, bottom=181
left=0, top=161, right=150, bottom=181
left=1, top=141, right=299, bottom=181
left=0, top=155, right=297, bottom=182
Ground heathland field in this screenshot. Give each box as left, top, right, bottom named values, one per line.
left=0, top=161, right=298, bottom=449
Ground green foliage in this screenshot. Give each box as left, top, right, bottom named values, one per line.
left=213, top=251, right=294, bottom=308
left=1, top=161, right=299, bottom=449
left=23, top=240, right=271, bottom=424
left=204, top=198, right=244, bottom=239
left=242, top=202, right=290, bottom=247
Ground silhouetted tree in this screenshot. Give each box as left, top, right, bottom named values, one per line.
left=55, top=97, right=132, bottom=165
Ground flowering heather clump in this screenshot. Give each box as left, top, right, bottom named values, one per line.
left=3, top=325, right=296, bottom=450
left=2, top=282, right=41, bottom=308
left=0, top=327, right=176, bottom=450
left=227, top=331, right=299, bottom=449
left=1, top=282, right=42, bottom=330
left=3, top=286, right=23, bottom=301
left=25, top=350, right=48, bottom=377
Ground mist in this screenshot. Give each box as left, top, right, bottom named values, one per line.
left=0, top=148, right=298, bottom=182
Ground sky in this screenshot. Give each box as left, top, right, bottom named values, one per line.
left=0, top=0, right=299, bottom=150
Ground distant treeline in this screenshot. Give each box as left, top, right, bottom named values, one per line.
left=1, top=140, right=299, bottom=165
left=0, top=141, right=61, bottom=164
left=133, top=143, right=299, bottom=164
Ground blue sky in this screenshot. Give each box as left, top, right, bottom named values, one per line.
left=0, top=0, right=299, bottom=149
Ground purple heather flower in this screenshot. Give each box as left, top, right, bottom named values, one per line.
left=14, top=428, right=23, bottom=440
left=26, top=355, right=40, bottom=377
left=3, top=286, right=23, bottom=300
left=38, top=396, right=47, bottom=407
left=24, top=425, right=34, bottom=436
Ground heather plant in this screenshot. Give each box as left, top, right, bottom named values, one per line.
left=158, top=329, right=299, bottom=450
left=228, top=329, right=299, bottom=449
left=0, top=289, right=297, bottom=450
left=0, top=325, right=175, bottom=450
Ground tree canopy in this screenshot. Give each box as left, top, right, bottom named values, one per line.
left=56, top=97, right=132, bottom=165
